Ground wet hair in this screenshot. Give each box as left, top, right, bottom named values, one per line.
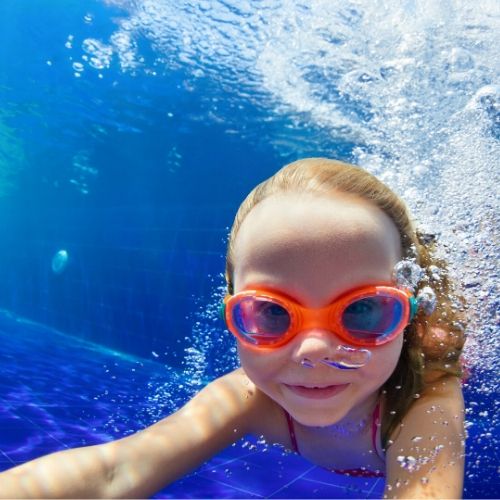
left=225, top=158, right=466, bottom=447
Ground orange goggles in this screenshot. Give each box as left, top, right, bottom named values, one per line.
left=222, top=285, right=417, bottom=348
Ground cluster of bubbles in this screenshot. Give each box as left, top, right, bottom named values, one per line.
left=70, top=150, right=98, bottom=195
left=397, top=454, right=418, bottom=473
left=142, top=273, right=240, bottom=419
left=64, top=19, right=139, bottom=80
left=393, top=259, right=424, bottom=292
left=393, top=259, right=437, bottom=314
left=181, top=276, right=240, bottom=380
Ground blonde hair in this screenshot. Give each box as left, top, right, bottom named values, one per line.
left=225, top=158, right=466, bottom=446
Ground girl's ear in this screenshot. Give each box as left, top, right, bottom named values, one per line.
left=417, top=324, right=451, bottom=358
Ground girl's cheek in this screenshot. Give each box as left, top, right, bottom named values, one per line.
left=238, top=344, right=267, bottom=377
left=238, top=344, right=285, bottom=381
left=372, top=336, right=404, bottom=375
left=238, top=352, right=270, bottom=390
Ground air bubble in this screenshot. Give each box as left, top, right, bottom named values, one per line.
left=51, top=250, right=69, bottom=274
left=448, top=47, right=474, bottom=72
left=393, top=260, right=424, bottom=291
left=417, top=287, right=437, bottom=315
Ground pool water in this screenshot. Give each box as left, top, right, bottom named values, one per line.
left=0, top=0, right=498, bottom=498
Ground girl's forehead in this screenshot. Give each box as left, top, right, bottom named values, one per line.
left=234, top=192, right=401, bottom=252
left=232, top=193, right=402, bottom=298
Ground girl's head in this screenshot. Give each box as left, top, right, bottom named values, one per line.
left=225, top=158, right=465, bottom=442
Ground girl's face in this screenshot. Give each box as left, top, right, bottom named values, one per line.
left=232, top=192, right=404, bottom=427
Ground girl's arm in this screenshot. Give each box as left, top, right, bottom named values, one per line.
left=384, top=375, right=465, bottom=499
left=0, top=368, right=260, bottom=499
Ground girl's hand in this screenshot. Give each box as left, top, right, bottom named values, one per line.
left=384, top=375, right=465, bottom=499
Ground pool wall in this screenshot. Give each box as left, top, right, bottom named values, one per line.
left=0, top=132, right=291, bottom=367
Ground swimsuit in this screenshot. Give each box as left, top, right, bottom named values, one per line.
left=283, top=402, right=385, bottom=478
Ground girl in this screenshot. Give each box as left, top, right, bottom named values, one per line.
left=0, top=158, right=466, bottom=499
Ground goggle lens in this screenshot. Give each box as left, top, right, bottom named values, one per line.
left=341, top=294, right=403, bottom=341
left=233, top=296, right=290, bottom=344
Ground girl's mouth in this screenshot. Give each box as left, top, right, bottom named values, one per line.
left=283, top=383, right=349, bottom=399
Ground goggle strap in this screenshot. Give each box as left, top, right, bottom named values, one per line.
left=219, top=302, right=226, bottom=322
left=409, top=296, right=418, bottom=321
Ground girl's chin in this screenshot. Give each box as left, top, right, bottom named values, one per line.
left=278, top=382, right=352, bottom=416
left=281, top=400, right=353, bottom=428
left=287, top=411, right=349, bottom=428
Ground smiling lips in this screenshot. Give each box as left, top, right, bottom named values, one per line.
left=284, top=383, right=349, bottom=399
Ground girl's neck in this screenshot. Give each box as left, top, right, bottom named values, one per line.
left=340, top=390, right=380, bottom=425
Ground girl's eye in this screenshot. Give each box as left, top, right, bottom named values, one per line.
left=254, top=301, right=290, bottom=333
left=346, top=298, right=378, bottom=315
left=258, top=302, right=287, bottom=317
left=342, top=297, right=384, bottom=333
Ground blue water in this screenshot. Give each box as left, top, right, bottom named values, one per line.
left=0, top=0, right=498, bottom=498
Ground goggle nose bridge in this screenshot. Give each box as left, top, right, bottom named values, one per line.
left=293, top=303, right=341, bottom=333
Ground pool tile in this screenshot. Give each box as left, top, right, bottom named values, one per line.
left=267, top=476, right=366, bottom=499
left=240, top=447, right=315, bottom=474
left=197, top=458, right=292, bottom=497
left=367, top=478, right=385, bottom=497
left=302, top=465, right=381, bottom=489
left=156, top=473, right=262, bottom=499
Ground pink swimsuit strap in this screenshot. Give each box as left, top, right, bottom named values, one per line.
left=283, top=402, right=385, bottom=478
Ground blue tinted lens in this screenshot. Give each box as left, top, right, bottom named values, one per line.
left=342, top=295, right=403, bottom=340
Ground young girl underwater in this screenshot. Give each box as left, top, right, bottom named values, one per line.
left=1, top=158, right=466, bottom=499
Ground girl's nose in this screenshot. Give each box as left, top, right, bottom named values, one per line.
left=289, top=328, right=339, bottom=364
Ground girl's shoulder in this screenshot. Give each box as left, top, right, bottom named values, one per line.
left=204, top=369, right=292, bottom=444
left=387, top=374, right=464, bottom=444
left=189, top=368, right=282, bottom=434
left=384, top=375, right=465, bottom=498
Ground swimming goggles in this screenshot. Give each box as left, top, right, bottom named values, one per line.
left=222, top=285, right=417, bottom=348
